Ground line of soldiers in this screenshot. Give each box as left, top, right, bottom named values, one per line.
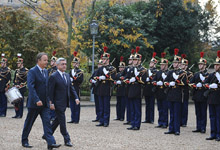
left=89, top=47, right=220, bottom=141
left=0, top=51, right=84, bottom=124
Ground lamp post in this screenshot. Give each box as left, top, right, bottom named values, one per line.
left=90, top=20, right=98, bottom=102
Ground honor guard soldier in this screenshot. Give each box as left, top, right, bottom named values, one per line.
left=48, top=51, right=57, bottom=121
left=90, top=59, right=103, bottom=122
left=180, top=54, right=193, bottom=127
left=204, top=50, right=220, bottom=141
left=121, top=49, right=135, bottom=125
left=12, top=53, right=28, bottom=118
left=142, top=52, right=158, bottom=124
left=125, top=46, right=144, bottom=130
left=0, top=53, right=11, bottom=117
left=68, top=51, right=83, bottom=124
left=114, top=56, right=126, bottom=121
left=164, top=48, right=186, bottom=135
left=152, top=52, right=169, bottom=128
left=190, top=52, right=208, bottom=133
left=94, top=46, right=116, bottom=127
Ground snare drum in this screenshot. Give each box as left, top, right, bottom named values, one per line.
left=5, top=87, right=23, bottom=104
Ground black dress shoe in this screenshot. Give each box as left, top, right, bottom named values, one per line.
left=74, top=122, right=79, bottom=124
left=142, top=120, right=149, bottom=123
left=181, top=125, right=187, bottom=127
left=12, top=115, right=18, bottom=118
left=155, top=125, right=162, bottom=128
left=92, top=119, right=99, bottom=122
left=120, top=119, right=124, bottom=121
left=206, top=137, right=216, bottom=140
left=67, top=121, right=74, bottom=123
left=48, top=144, right=61, bottom=150
left=42, top=135, right=46, bottom=140
left=22, top=143, right=33, bottom=148
left=123, top=122, right=130, bottom=125
left=200, top=130, right=206, bottom=133
left=215, top=137, right=220, bottom=141
left=65, top=142, right=73, bottom=147
left=162, top=125, right=168, bottom=129
left=149, top=121, right=154, bottom=124
left=0, top=114, right=6, bottom=117
left=192, top=129, right=201, bottom=133
left=96, top=123, right=104, bottom=127
left=175, top=132, right=180, bottom=136
left=164, top=131, right=175, bottom=134
left=114, top=118, right=120, bottom=121
left=103, top=123, right=109, bottom=127
left=127, top=127, right=134, bottom=130
left=133, top=127, right=140, bottom=130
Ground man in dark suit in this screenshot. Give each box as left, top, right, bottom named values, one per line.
left=48, top=57, right=79, bottom=147
left=21, top=52, right=60, bottom=149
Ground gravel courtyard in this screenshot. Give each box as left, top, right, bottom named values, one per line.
left=0, top=101, right=219, bottom=150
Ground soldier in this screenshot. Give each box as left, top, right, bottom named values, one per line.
left=152, top=52, right=169, bottom=128
left=190, top=52, right=208, bottom=134
left=204, top=50, right=220, bottom=141
left=0, top=53, right=11, bottom=117
left=48, top=51, right=57, bottom=121
left=114, top=56, right=126, bottom=121
left=125, top=46, right=144, bottom=130
left=142, top=52, right=157, bottom=124
left=90, top=59, right=103, bottom=122
left=180, top=54, right=193, bottom=127
left=164, top=48, right=186, bottom=135
left=95, top=46, right=116, bottom=127
left=121, top=49, right=135, bottom=125
left=68, top=51, right=83, bottom=124
left=12, top=53, right=28, bottom=118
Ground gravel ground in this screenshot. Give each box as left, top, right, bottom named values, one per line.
left=0, top=101, right=219, bottom=150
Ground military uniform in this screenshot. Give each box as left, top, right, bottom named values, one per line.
left=0, top=54, right=11, bottom=117
left=180, top=54, right=193, bottom=127
left=164, top=48, right=186, bottom=135
left=13, top=55, right=28, bottom=118
left=48, top=52, right=57, bottom=121
left=152, top=52, right=169, bottom=128
left=125, top=46, right=143, bottom=130
left=190, top=52, right=208, bottom=133
left=69, top=52, right=83, bottom=123
left=204, top=50, right=220, bottom=141
left=114, top=56, right=126, bottom=121
left=95, top=47, right=116, bottom=127
left=142, top=53, right=157, bottom=124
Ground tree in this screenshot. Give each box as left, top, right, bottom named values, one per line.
left=0, top=7, right=64, bottom=69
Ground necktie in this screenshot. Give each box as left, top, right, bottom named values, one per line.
left=41, top=69, right=45, bottom=78
left=62, top=73, right=67, bottom=84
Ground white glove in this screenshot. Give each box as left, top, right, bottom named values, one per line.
left=196, top=82, right=202, bottom=88
left=127, top=68, right=130, bottom=72
left=162, top=73, right=167, bottom=80
left=129, top=77, right=136, bottom=83
left=169, top=81, right=175, bottom=87
left=209, top=83, right=218, bottom=89
left=91, top=79, right=96, bottom=84
left=134, top=68, right=140, bottom=77
left=116, top=80, right=121, bottom=85
left=146, top=77, right=150, bottom=82
left=103, top=67, right=109, bottom=75
left=199, top=73, right=205, bottom=82
left=70, top=77, right=73, bottom=82
left=148, top=69, right=153, bottom=77
left=172, top=72, right=179, bottom=80
left=156, top=81, right=163, bottom=86
left=99, top=75, right=106, bottom=81
left=215, top=72, right=220, bottom=83
left=71, top=69, right=76, bottom=77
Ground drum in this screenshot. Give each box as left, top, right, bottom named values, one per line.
left=5, top=87, right=23, bottom=104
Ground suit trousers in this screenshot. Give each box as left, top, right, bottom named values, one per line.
left=126, top=97, right=131, bottom=122
left=21, top=107, right=56, bottom=145
left=130, top=98, right=142, bottom=128
left=181, top=98, right=189, bottom=126
left=15, top=92, right=25, bottom=117
left=94, top=94, right=100, bottom=120
left=51, top=109, right=70, bottom=143
left=116, top=96, right=126, bottom=120
left=168, top=101, right=181, bottom=133
left=69, top=98, right=81, bottom=123
left=144, top=96, right=155, bottom=122
left=209, top=104, right=220, bottom=138
left=157, top=98, right=168, bottom=126
left=0, top=92, right=7, bottom=116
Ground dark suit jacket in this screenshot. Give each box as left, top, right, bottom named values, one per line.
left=27, top=65, right=50, bottom=108
left=49, top=71, right=79, bottom=111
